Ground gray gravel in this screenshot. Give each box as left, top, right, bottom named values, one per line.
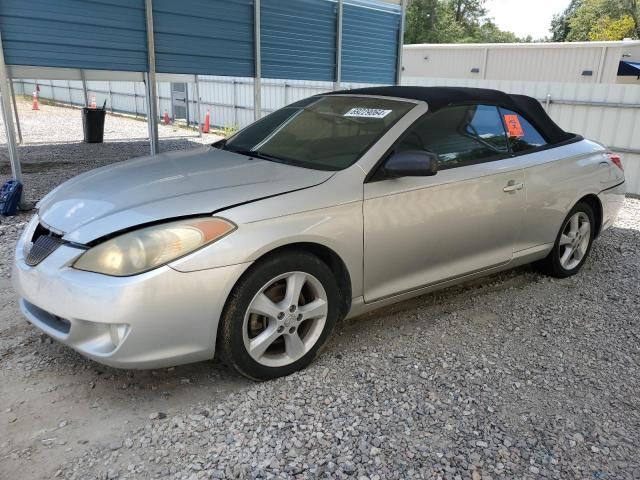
left=57, top=205, right=640, bottom=479
left=6, top=199, right=638, bottom=479
left=2, top=102, right=640, bottom=479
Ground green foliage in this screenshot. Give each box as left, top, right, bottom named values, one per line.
left=589, top=14, right=637, bottom=40
left=551, top=0, right=639, bottom=41
left=404, top=0, right=523, bottom=44
left=551, top=0, right=582, bottom=41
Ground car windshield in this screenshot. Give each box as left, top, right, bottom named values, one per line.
left=221, top=95, right=415, bottom=171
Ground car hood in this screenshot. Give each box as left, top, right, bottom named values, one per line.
left=38, top=146, right=333, bottom=244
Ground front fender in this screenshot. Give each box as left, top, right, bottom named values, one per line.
left=169, top=201, right=364, bottom=298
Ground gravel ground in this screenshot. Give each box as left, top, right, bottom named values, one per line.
left=0, top=96, right=217, bottom=144
left=1, top=102, right=640, bottom=479
left=2, top=197, right=639, bottom=479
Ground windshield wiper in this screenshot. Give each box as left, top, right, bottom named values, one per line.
left=225, top=147, right=293, bottom=165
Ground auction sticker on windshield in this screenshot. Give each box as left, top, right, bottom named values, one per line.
left=344, top=108, right=392, bottom=119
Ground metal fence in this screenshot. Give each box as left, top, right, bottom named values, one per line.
left=13, top=77, right=375, bottom=130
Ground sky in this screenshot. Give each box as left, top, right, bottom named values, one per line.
left=485, top=0, right=572, bottom=39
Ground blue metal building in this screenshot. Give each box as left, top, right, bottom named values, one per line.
left=0, top=0, right=405, bottom=182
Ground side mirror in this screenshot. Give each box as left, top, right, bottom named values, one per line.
left=383, top=150, right=439, bottom=178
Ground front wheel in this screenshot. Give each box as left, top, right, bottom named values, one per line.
left=535, top=202, right=595, bottom=278
left=217, top=251, right=340, bottom=380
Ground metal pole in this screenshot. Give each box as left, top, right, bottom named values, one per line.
left=108, top=80, right=113, bottom=112
left=233, top=80, right=238, bottom=127
left=334, top=0, right=343, bottom=90
left=80, top=69, right=89, bottom=106
left=67, top=79, right=73, bottom=105
left=144, top=0, right=159, bottom=155
left=0, top=36, right=22, bottom=184
left=194, top=75, right=202, bottom=137
left=254, top=0, right=262, bottom=121
left=9, top=78, right=23, bottom=144
left=395, top=0, right=406, bottom=85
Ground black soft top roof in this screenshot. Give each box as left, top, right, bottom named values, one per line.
left=328, top=86, right=573, bottom=145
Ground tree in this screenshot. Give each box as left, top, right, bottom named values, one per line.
left=589, top=14, right=636, bottom=40
left=566, top=0, right=602, bottom=41
left=404, top=0, right=522, bottom=44
left=404, top=0, right=442, bottom=44
left=449, top=0, right=486, bottom=23
left=551, top=0, right=639, bottom=41
left=551, top=0, right=583, bottom=41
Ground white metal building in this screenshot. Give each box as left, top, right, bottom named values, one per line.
left=400, top=40, right=640, bottom=196
left=402, top=41, right=640, bottom=85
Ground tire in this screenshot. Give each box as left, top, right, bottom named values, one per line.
left=535, top=201, right=596, bottom=278
left=217, top=251, right=340, bottom=381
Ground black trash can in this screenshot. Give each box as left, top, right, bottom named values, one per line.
left=81, top=107, right=106, bottom=143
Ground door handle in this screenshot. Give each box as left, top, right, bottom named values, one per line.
left=503, top=182, right=524, bottom=193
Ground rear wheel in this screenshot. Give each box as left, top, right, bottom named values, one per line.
left=536, top=202, right=595, bottom=278
left=218, top=251, right=339, bottom=380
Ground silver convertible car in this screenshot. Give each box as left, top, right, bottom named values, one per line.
left=13, top=87, right=625, bottom=380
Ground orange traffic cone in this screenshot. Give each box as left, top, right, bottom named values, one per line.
left=90, top=95, right=96, bottom=109
left=32, top=91, right=39, bottom=110
left=163, top=110, right=170, bottom=125
left=202, top=110, right=210, bottom=133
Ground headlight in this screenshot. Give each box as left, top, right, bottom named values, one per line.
left=73, top=217, right=235, bottom=276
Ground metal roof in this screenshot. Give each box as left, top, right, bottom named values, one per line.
left=0, top=0, right=403, bottom=83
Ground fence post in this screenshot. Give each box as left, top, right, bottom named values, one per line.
left=80, top=69, right=89, bottom=106
left=108, top=80, right=113, bottom=112
left=194, top=75, right=202, bottom=137
left=335, top=0, right=343, bottom=90
left=233, top=79, right=239, bottom=127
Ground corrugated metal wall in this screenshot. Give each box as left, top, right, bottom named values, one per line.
left=0, top=0, right=148, bottom=72
left=341, top=0, right=400, bottom=84
left=153, top=0, right=254, bottom=76
left=403, top=76, right=640, bottom=196
left=485, top=46, right=615, bottom=83
left=1, top=0, right=400, bottom=83
left=403, top=43, right=640, bottom=84
left=261, top=0, right=337, bottom=81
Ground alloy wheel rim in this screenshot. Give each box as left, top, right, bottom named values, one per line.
left=242, top=271, right=328, bottom=368
left=558, top=211, right=591, bottom=270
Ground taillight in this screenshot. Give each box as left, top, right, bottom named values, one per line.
left=608, top=153, right=623, bottom=171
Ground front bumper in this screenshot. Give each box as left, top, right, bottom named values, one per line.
left=13, top=232, right=250, bottom=369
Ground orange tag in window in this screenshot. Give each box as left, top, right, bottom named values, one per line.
left=504, top=114, right=524, bottom=138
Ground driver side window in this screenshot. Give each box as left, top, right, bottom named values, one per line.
left=396, top=104, right=510, bottom=170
